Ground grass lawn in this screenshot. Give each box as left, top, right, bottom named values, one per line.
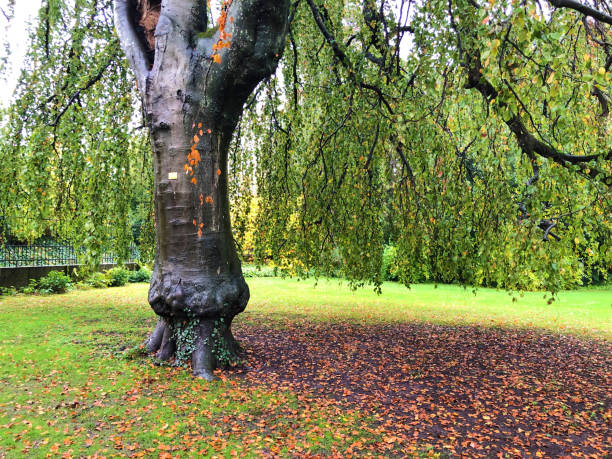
left=245, top=278, right=612, bottom=339
left=0, top=279, right=610, bottom=457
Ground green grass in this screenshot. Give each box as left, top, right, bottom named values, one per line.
left=0, top=279, right=609, bottom=457
left=243, top=278, right=612, bottom=339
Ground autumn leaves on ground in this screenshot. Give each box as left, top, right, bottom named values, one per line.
left=0, top=279, right=610, bottom=458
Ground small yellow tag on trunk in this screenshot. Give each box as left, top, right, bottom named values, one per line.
left=168, top=172, right=178, bottom=180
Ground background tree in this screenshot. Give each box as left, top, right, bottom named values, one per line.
left=0, top=0, right=610, bottom=376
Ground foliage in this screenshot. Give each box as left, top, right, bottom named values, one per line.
left=172, top=318, right=199, bottom=367
left=240, top=0, right=611, bottom=292
left=0, top=0, right=610, bottom=292
left=209, top=318, right=243, bottom=368
left=242, top=264, right=277, bottom=278
left=85, top=271, right=110, bottom=288
left=231, top=197, right=260, bottom=262
left=380, top=245, right=399, bottom=282
left=104, top=267, right=130, bottom=287
left=36, top=270, right=72, bottom=293
left=0, top=0, right=153, bottom=265
left=128, top=266, right=152, bottom=283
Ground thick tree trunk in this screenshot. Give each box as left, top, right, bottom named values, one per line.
left=144, top=91, right=248, bottom=379
left=114, top=0, right=290, bottom=379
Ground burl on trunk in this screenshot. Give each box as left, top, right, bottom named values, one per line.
left=114, top=0, right=290, bottom=379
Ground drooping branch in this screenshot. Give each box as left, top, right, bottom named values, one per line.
left=591, top=85, right=610, bottom=117
left=464, top=57, right=612, bottom=186
left=305, top=0, right=396, bottom=114
left=114, top=0, right=151, bottom=95
left=306, top=0, right=350, bottom=67
left=448, top=0, right=611, bottom=184
left=47, top=58, right=115, bottom=127
left=549, top=0, right=612, bottom=25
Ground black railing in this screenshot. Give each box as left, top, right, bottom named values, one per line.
left=0, top=242, right=139, bottom=268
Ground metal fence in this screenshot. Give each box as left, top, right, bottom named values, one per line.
left=0, top=242, right=139, bottom=268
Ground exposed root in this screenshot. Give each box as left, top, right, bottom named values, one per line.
left=156, top=323, right=176, bottom=361
left=143, top=316, right=243, bottom=379
left=192, top=321, right=218, bottom=380
left=144, top=319, right=165, bottom=353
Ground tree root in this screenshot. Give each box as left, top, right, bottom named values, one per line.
left=143, top=317, right=243, bottom=380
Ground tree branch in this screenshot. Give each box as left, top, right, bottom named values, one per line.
left=114, top=0, right=151, bottom=96
left=591, top=85, right=610, bottom=117
left=47, top=58, right=115, bottom=127
left=305, top=0, right=351, bottom=67
left=194, top=0, right=290, bottom=124
left=157, top=0, right=207, bottom=43
left=549, top=0, right=612, bottom=25
left=464, top=58, right=612, bottom=186
left=305, top=0, right=396, bottom=114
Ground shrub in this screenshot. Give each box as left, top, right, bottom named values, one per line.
left=20, top=279, right=39, bottom=294
left=0, top=286, right=17, bottom=297
left=105, top=267, right=130, bottom=287
left=324, top=247, right=345, bottom=278
left=37, top=271, right=72, bottom=294
left=242, top=265, right=277, bottom=278
left=85, top=272, right=110, bottom=288
left=129, top=266, right=152, bottom=283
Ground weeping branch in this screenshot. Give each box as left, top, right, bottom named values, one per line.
left=450, top=0, right=611, bottom=185
left=305, top=0, right=396, bottom=114
left=48, top=58, right=115, bottom=127
left=464, top=58, right=612, bottom=187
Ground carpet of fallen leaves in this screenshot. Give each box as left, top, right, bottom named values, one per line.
left=230, top=319, right=612, bottom=458
left=1, top=314, right=611, bottom=458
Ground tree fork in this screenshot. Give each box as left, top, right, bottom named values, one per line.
left=115, top=0, right=290, bottom=377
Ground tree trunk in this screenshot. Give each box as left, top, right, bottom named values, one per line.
left=144, top=96, right=249, bottom=379
left=115, top=0, right=290, bottom=379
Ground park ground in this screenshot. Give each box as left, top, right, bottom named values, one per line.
left=0, top=278, right=610, bottom=457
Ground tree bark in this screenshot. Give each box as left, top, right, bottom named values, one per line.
left=115, top=0, right=290, bottom=379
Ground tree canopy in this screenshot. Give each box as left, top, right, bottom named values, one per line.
left=1, top=0, right=610, bottom=292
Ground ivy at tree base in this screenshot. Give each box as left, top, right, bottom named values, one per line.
left=145, top=315, right=244, bottom=380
